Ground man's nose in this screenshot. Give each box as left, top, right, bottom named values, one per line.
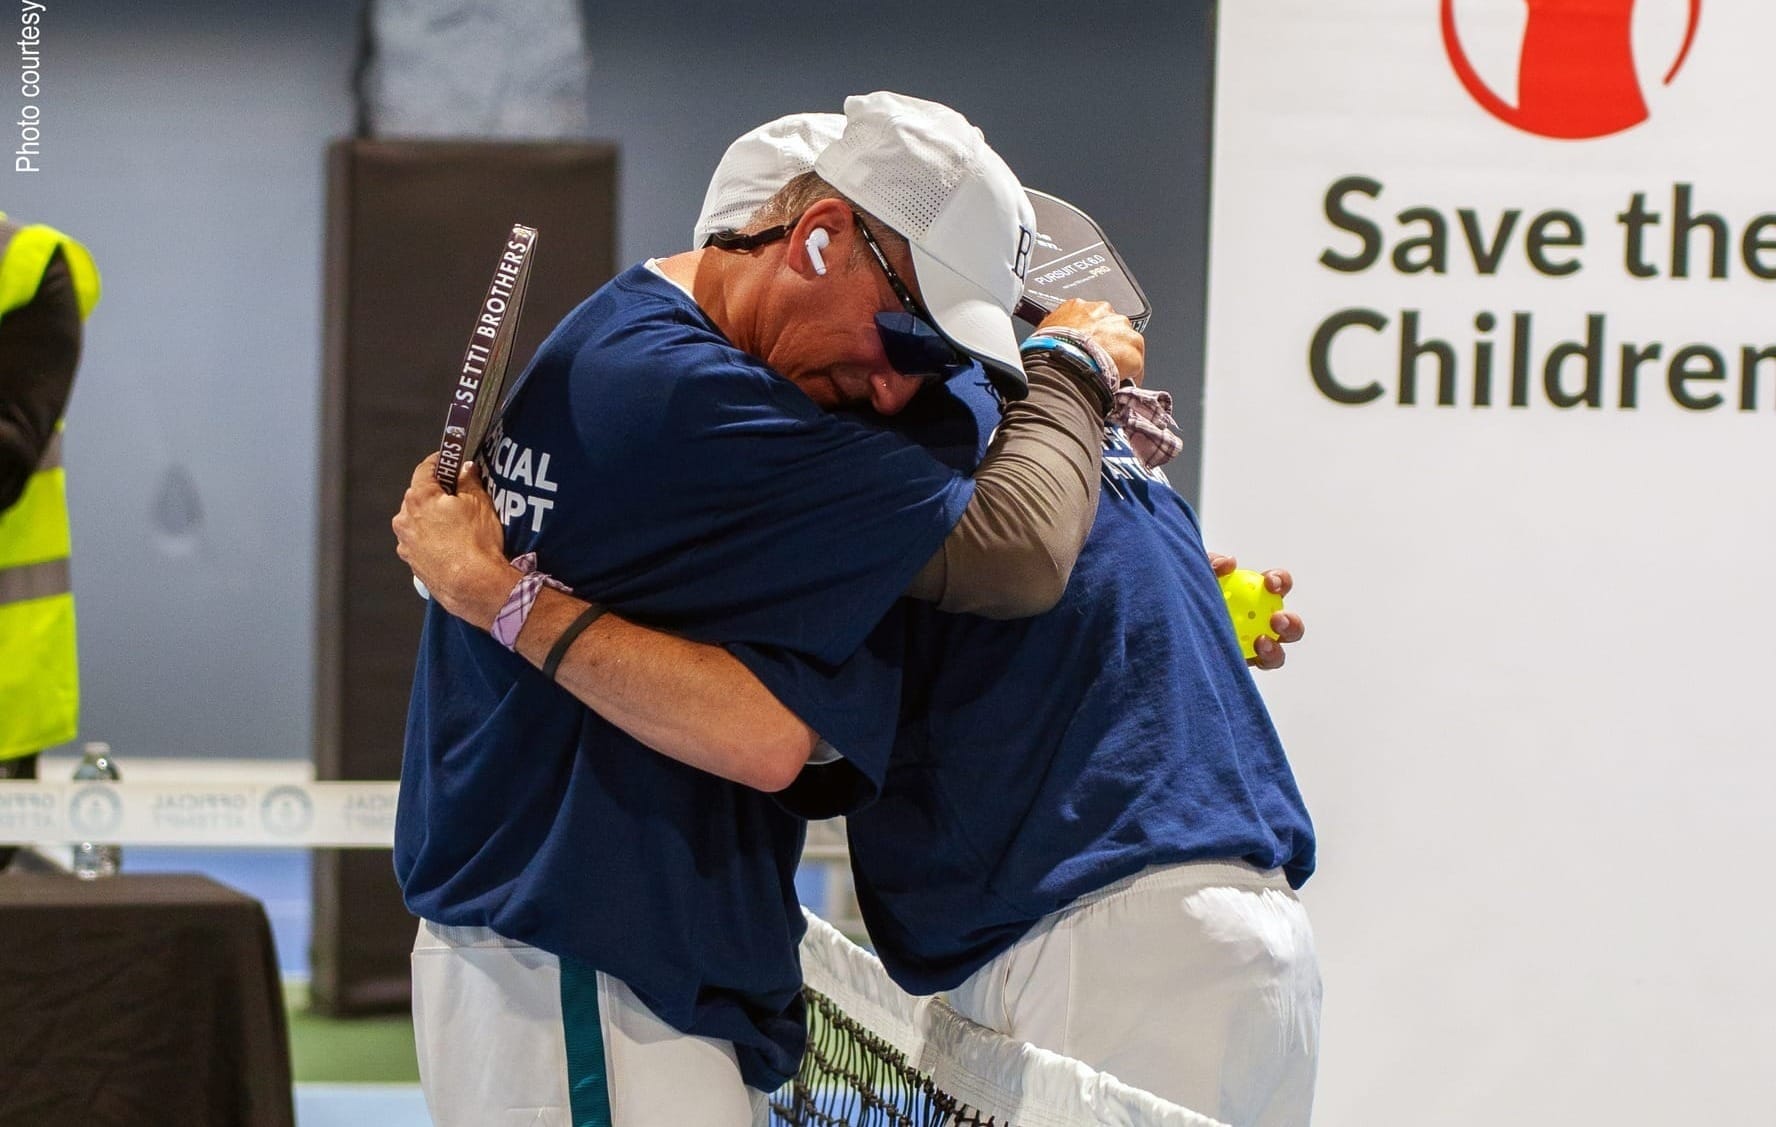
left=869, top=370, right=924, bottom=416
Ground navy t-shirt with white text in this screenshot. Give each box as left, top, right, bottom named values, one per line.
left=396, top=266, right=972, bottom=1088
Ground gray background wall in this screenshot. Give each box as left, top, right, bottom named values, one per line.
left=5, top=0, right=1213, bottom=761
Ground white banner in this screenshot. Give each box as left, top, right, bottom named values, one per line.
left=0, top=781, right=398, bottom=847
left=1205, top=3, right=1773, bottom=1124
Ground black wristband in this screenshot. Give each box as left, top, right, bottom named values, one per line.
left=541, top=602, right=609, bottom=682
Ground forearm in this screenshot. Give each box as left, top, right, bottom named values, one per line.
left=461, top=576, right=818, bottom=792
left=0, top=251, right=80, bottom=511
left=907, top=356, right=1104, bottom=617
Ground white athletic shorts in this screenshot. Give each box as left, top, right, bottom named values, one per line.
left=410, top=920, right=769, bottom=1127
left=947, top=861, right=1321, bottom=1127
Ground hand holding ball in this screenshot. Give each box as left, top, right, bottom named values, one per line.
left=1218, top=568, right=1284, bottom=660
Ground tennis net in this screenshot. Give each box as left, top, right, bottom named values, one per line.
left=770, top=911, right=1227, bottom=1127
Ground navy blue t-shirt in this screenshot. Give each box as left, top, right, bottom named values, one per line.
left=778, top=372, right=1317, bottom=996
left=395, top=266, right=972, bottom=1088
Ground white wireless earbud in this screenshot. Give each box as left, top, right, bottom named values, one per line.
left=805, top=228, right=830, bottom=275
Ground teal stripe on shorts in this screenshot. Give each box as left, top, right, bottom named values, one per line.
left=559, top=956, right=613, bottom=1127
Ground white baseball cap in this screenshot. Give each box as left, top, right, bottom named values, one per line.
left=693, top=112, right=847, bottom=249
left=815, top=91, right=1036, bottom=398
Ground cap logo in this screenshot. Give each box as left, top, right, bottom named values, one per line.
left=1013, top=225, right=1034, bottom=281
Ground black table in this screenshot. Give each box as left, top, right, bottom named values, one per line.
left=0, top=873, right=295, bottom=1126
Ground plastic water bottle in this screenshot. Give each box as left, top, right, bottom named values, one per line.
left=72, top=742, right=122, bottom=879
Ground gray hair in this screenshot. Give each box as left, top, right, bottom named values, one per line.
left=746, top=171, right=910, bottom=268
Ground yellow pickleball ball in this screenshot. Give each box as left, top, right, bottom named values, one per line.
left=1218, top=568, right=1285, bottom=660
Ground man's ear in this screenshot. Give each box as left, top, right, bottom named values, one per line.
left=788, top=198, right=853, bottom=277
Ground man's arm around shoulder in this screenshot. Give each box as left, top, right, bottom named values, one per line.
left=394, top=457, right=818, bottom=792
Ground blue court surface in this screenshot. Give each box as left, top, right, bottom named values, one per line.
left=294, top=1085, right=434, bottom=1127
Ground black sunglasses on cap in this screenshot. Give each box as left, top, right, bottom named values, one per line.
left=849, top=212, right=969, bottom=381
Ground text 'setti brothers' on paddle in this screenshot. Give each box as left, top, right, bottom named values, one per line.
left=436, top=224, right=539, bottom=495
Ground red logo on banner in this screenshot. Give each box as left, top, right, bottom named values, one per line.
left=1441, top=0, right=1702, bottom=139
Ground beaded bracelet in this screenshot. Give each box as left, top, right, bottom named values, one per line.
left=1020, top=335, right=1113, bottom=413
left=1020, top=334, right=1097, bottom=375
left=1030, top=326, right=1120, bottom=388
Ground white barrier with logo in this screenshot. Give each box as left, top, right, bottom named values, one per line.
left=0, top=781, right=399, bottom=847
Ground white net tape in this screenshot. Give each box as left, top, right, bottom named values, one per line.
left=787, top=910, right=1228, bottom=1127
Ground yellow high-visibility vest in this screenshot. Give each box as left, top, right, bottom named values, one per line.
left=0, top=215, right=99, bottom=759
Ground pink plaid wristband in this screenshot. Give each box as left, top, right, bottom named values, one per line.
left=1111, top=385, right=1184, bottom=470
left=491, top=552, right=571, bottom=651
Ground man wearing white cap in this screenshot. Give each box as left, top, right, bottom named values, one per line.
left=393, top=92, right=1141, bottom=1126
left=404, top=109, right=1320, bottom=1126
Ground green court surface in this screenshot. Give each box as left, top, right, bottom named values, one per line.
left=284, top=983, right=421, bottom=1084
